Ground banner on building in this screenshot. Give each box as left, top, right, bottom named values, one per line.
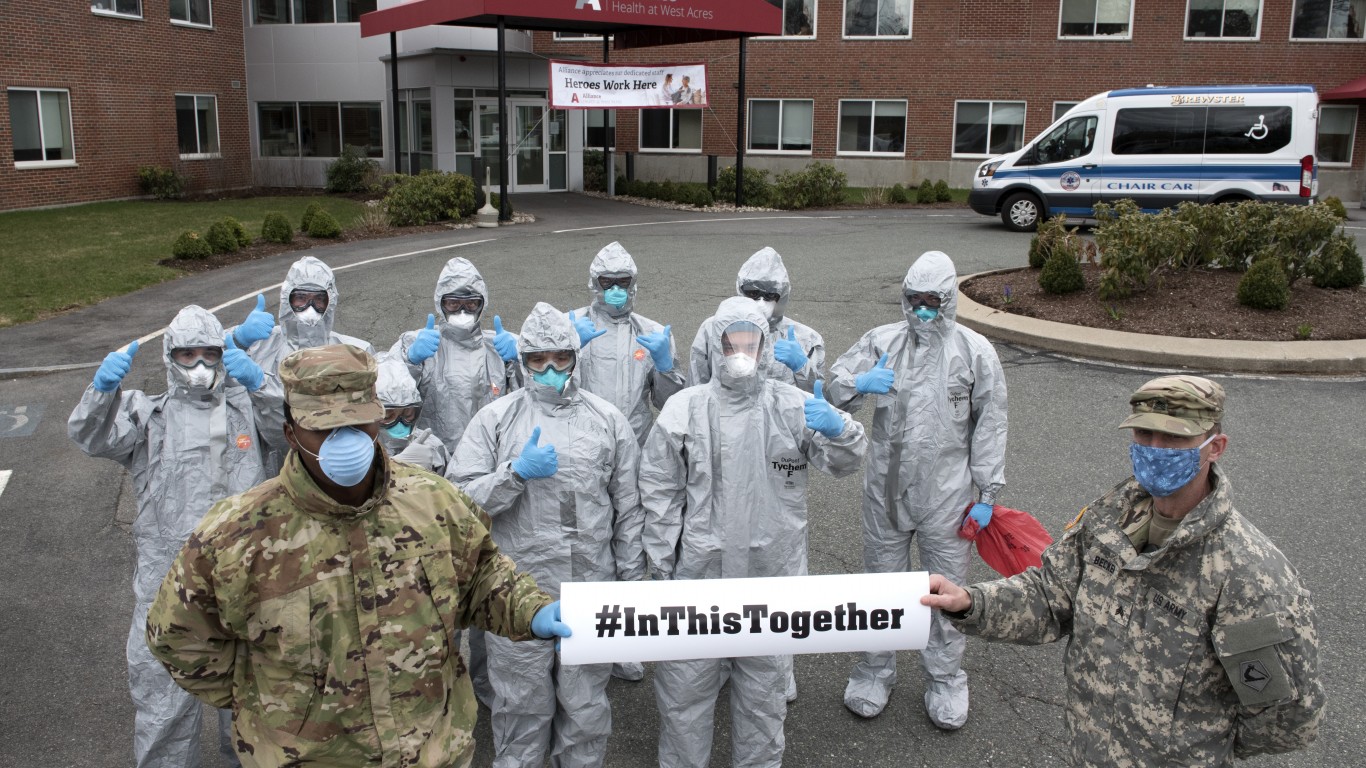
left=549, top=60, right=708, bottom=109
left=559, top=572, right=931, bottom=665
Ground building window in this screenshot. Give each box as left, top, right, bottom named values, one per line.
left=171, top=0, right=212, bottom=26
left=253, top=0, right=376, bottom=24
left=554, top=32, right=606, bottom=40
left=9, top=88, right=75, bottom=167
left=1291, top=0, right=1365, bottom=39
left=843, top=0, right=911, bottom=37
left=762, top=0, right=816, bottom=37
left=837, top=100, right=906, bottom=154
left=1318, top=105, right=1358, bottom=165
left=91, top=0, right=142, bottom=18
left=398, top=91, right=432, bottom=173
left=749, top=100, right=814, bottom=152
left=585, top=110, right=616, bottom=150
left=1058, top=0, right=1132, bottom=38
left=953, top=100, right=1026, bottom=157
left=258, top=102, right=382, bottom=158
left=1186, top=0, right=1259, bottom=38
left=640, top=110, right=702, bottom=151
left=1053, top=101, right=1080, bottom=122
left=176, top=95, right=220, bottom=157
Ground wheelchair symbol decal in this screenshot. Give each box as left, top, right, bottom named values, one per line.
left=1244, top=115, right=1268, bottom=141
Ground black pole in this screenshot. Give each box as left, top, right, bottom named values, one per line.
left=735, top=37, right=747, bottom=207
left=497, top=17, right=510, bottom=221
left=602, top=37, right=612, bottom=195
left=390, top=32, right=401, bottom=174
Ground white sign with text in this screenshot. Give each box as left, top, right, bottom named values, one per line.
left=550, top=60, right=708, bottom=109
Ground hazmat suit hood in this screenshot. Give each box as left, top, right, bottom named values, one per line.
left=519, top=302, right=581, bottom=402
left=163, top=305, right=226, bottom=396
left=375, top=352, right=423, bottom=454
left=588, top=241, right=639, bottom=318
left=434, top=257, right=490, bottom=342
left=705, top=296, right=769, bottom=395
left=278, top=256, right=338, bottom=349
left=736, top=246, right=793, bottom=331
left=901, top=250, right=958, bottom=336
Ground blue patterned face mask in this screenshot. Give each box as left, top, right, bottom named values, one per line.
left=603, top=286, right=629, bottom=308
left=1129, top=433, right=1216, bottom=497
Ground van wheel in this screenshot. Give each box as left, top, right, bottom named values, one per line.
left=1001, top=192, right=1043, bottom=232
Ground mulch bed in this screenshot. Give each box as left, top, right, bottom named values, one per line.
left=961, top=264, right=1366, bottom=342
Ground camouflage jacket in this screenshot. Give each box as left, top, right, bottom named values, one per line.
left=954, top=465, right=1324, bottom=766
left=146, top=451, right=553, bottom=768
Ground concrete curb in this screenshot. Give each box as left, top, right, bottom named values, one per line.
left=956, top=269, right=1366, bottom=375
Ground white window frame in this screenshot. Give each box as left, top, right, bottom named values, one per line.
left=748, top=99, right=814, bottom=154
left=1053, top=101, right=1080, bottom=122
left=836, top=99, right=907, bottom=156
left=91, top=0, right=143, bottom=19
left=1183, top=0, right=1261, bottom=40
left=842, top=0, right=913, bottom=39
left=1057, top=0, right=1134, bottom=39
left=1289, top=0, right=1366, bottom=41
left=952, top=100, right=1028, bottom=159
left=176, top=94, right=221, bottom=159
left=638, top=109, right=703, bottom=154
left=9, top=88, right=77, bottom=169
left=554, top=32, right=606, bottom=41
left=756, top=0, right=818, bottom=39
left=1318, top=104, right=1358, bottom=167
left=170, top=0, right=213, bottom=28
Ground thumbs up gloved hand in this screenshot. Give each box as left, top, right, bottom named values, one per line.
left=93, top=340, right=139, bottom=393
left=635, top=325, right=673, bottom=373
left=233, top=294, right=275, bottom=348
left=532, top=601, right=572, bottom=649
left=804, top=380, right=845, bottom=438
left=773, top=325, right=809, bottom=373
left=223, top=336, right=265, bottom=391
left=569, top=311, right=607, bottom=348
left=511, top=426, right=558, bottom=480
left=854, top=353, right=895, bottom=394
left=407, top=314, right=440, bottom=365
left=492, top=316, right=518, bottom=362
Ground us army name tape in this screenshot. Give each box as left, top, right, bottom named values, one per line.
left=559, top=572, right=930, bottom=665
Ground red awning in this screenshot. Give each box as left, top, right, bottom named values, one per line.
left=359, top=0, right=781, bottom=49
left=1322, top=76, right=1366, bottom=101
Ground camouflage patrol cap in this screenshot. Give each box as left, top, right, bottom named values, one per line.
left=1118, top=375, right=1225, bottom=437
left=279, top=344, right=385, bottom=430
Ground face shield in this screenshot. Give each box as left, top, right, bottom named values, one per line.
left=720, top=322, right=763, bottom=378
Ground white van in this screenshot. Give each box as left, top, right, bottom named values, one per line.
left=968, top=85, right=1320, bottom=232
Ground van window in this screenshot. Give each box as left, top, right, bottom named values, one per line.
left=1204, top=107, right=1291, bottom=154
left=1032, top=115, right=1099, bottom=164
left=1112, top=107, right=1204, bottom=155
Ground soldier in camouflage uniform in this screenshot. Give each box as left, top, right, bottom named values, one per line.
left=146, top=344, right=568, bottom=768
left=922, top=376, right=1325, bottom=766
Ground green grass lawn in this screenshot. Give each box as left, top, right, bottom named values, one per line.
left=0, top=196, right=364, bottom=327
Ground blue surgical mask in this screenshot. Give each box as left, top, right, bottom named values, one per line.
left=532, top=366, right=571, bottom=393
left=1129, top=434, right=1217, bottom=497
left=383, top=422, right=413, bottom=441
left=914, top=306, right=939, bottom=323
left=603, top=286, right=630, bottom=309
left=298, top=425, right=377, bottom=487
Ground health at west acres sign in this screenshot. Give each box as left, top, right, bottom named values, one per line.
left=550, top=60, right=708, bottom=109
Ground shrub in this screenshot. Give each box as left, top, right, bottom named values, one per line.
left=888, top=183, right=909, bottom=204
left=171, top=231, right=211, bottom=260
left=1319, top=196, right=1348, bottom=221
left=137, top=166, right=185, bottom=200
left=1039, top=250, right=1086, bottom=295
left=306, top=209, right=343, bottom=238
left=1309, top=233, right=1364, bottom=289
left=615, top=175, right=628, bottom=196
left=1217, top=201, right=1280, bottom=270
left=1267, top=203, right=1343, bottom=285
left=383, top=170, right=478, bottom=225
left=772, top=162, right=847, bottom=210
left=716, top=165, right=772, bottom=207
left=658, top=180, right=677, bottom=203
left=1237, top=256, right=1290, bottom=310
left=934, top=179, right=952, bottom=202
left=370, top=173, right=407, bottom=196
left=1174, top=201, right=1232, bottom=269
left=682, top=185, right=714, bottom=207
left=915, top=179, right=935, bottom=204
left=261, top=212, right=293, bottom=244
left=1093, top=200, right=1196, bottom=300
left=863, top=185, right=888, bottom=206
left=300, top=201, right=324, bottom=232
left=583, top=150, right=607, bottom=193
left=205, top=217, right=248, bottom=253
left=325, top=145, right=382, bottom=193
left=353, top=204, right=391, bottom=234
left=1028, top=214, right=1084, bottom=269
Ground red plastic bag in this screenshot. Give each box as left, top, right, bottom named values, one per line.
left=957, top=504, right=1054, bottom=577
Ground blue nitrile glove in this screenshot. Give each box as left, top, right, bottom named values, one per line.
left=407, top=314, right=439, bottom=365
left=804, top=380, right=845, bottom=438
left=635, top=325, right=673, bottom=373
left=511, top=426, right=558, bottom=480
left=773, top=325, right=809, bottom=373
left=569, top=310, right=607, bottom=348
left=855, top=353, right=895, bottom=394
left=967, top=502, right=993, bottom=530
left=223, top=336, right=264, bottom=391
left=532, top=601, right=573, bottom=649
left=233, top=294, right=274, bottom=348
left=492, top=315, right=518, bottom=362
left=93, top=340, right=139, bottom=393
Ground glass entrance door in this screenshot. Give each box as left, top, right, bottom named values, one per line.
left=475, top=100, right=549, bottom=192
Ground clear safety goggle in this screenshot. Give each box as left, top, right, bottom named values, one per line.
left=289, top=289, right=329, bottom=313
left=170, top=346, right=223, bottom=368
left=380, top=405, right=420, bottom=428
left=524, top=350, right=575, bottom=373
left=440, top=294, right=484, bottom=315
left=741, top=287, right=782, bottom=303
left=905, top=291, right=944, bottom=309
left=597, top=275, right=633, bottom=291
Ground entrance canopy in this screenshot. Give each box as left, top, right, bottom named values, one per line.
left=1322, top=76, right=1366, bottom=101
left=359, top=0, right=782, bottom=48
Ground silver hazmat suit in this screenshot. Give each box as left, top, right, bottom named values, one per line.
left=447, top=302, right=644, bottom=768
left=829, top=250, right=1008, bottom=729
left=689, top=247, right=825, bottom=394
left=68, top=305, right=283, bottom=768
left=375, top=352, right=448, bottom=474
left=641, top=297, right=867, bottom=768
